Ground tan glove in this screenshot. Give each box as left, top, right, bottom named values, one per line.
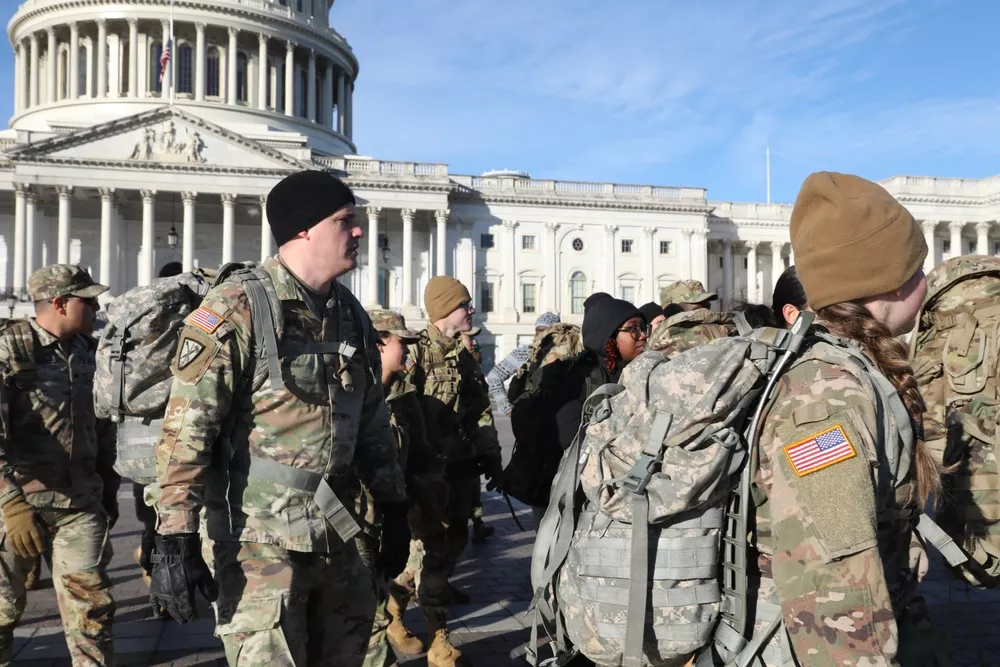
left=2, top=496, right=47, bottom=558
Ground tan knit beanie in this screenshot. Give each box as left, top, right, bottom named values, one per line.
left=424, top=276, right=472, bottom=323
left=790, top=171, right=927, bottom=311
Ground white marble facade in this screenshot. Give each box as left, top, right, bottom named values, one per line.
left=3, top=1, right=1000, bottom=369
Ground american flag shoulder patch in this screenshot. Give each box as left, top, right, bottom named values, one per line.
left=783, top=424, right=856, bottom=477
left=188, top=306, right=224, bottom=334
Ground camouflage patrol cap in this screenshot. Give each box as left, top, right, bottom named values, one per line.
left=28, top=264, right=108, bottom=302
left=660, top=280, right=718, bottom=306
left=367, top=309, right=421, bottom=342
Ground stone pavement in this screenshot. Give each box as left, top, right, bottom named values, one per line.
left=10, top=416, right=1000, bottom=665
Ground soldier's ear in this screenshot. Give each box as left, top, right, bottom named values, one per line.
left=51, top=296, right=69, bottom=315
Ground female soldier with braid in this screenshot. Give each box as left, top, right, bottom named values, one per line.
left=750, top=172, right=947, bottom=666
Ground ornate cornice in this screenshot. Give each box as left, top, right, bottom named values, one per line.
left=449, top=187, right=714, bottom=215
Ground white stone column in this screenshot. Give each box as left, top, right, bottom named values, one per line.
left=680, top=230, right=694, bottom=293
left=746, top=241, right=759, bottom=304
left=691, top=229, right=709, bottom=286
left=284, top=42, right=295, bottom=116
left=345, top=81, right=353, bottom=139
left=977, top=222, right=991, bottom=257
left=336, top=72, right=346, bottom=134
left=140, top=190, right=156, bottom=286
left=324, top=63, right=334, bottom=128
left=502, top=220, right=519, bottom=320
left=643, top=226, right=656, bottom=303
left=127, top=19, right=138, bottom=97
left=221, top=194, right=236, bottom=265
left=29, top=33, right=39, bottom=107
left=12, top=185, right=27, bottom=296
left=56, top=186, right=72, bottom=264
left=95, top=19, right=108, bottom=98
left=16, top=44, right=27, bottom=113
left=435, top=209, right=448, bottom=277
left=400, top=208, right=415, bottom=307
left=195, top=23, right=207, bottom=102
left=921, top=220, right=937, bottom=272
left=260, top=196, right=273, bottom=261
left=99, top=188, right=115, bottom=291
left=721, top=240, right=733, bottom=309
left=365, top=205, right=381, bottom=306
left=307, top=50, right=317, bottom=122
left=545, top=222, right=559, bottom=310
left=181, top=192, right=196, bottom=272
left=257, top=34, right=269, bottom=110
left=25, top=191, right=37, bottom=282
left=604, top=224, right=617, bottom=295
left=227, top=28, right=239, bottom=104
left=14, top=44, right=22, bottom=113
left=46, top=28, right=56, bottom=103
left=770, top=242, right=784, bottom=292
left=69, top=22, right=80, bottom=100
left=950, top=221, right=965, bottom=260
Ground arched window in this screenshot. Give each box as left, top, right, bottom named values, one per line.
left=206, top=47, right=220, bottom=97
left=150, top=42, right=163, bottom=93
left=236, top=52, right=248, bottom=102
left=78, top=46, right=88, bottom=96
left=177, top=43, right=193, bottom=94
left=570, top=272, right=587, bottom=315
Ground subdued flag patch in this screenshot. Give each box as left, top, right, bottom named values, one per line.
left=783, top=425, right=856, bottom=477
left=189, top=306, right=223, bottom=334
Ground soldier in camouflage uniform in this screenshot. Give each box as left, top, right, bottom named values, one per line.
left=750, top=172, right=947, bottom=665
left=406, top=276, right=502, bottom=667
left=650, top=280, right=735, bottom=356
left=0, top=265, right=118, bottom=666
left=357, top=310, right=453, bottom=667
left=152, top=171, right=408, bottom=667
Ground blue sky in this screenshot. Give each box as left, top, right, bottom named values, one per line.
left=3, top=1, right=998, bottom=202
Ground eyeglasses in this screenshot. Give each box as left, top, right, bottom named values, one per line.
left=618, top=325, right=647, bottom=341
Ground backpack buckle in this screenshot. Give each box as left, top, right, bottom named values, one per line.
left=622, top=453, right=658, bottom=494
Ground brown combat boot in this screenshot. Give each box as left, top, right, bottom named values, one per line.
left=134, top=546, right=151, bottom=587
left=24, top=556, right=42, bottom=591
left=426, top=608, right=469, bottom=667
left=385, top=592, right=423, bottom=655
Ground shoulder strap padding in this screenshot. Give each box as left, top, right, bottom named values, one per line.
left=224, top=265, right=286, bottom=393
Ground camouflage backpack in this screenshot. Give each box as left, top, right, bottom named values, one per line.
left=910, top=255, right=1000, bottom=589
left=507, top=323, right=583, bottom=404
left=529, top=314, right=966, bottom=667
left=94, top=263, right=284, bottom=484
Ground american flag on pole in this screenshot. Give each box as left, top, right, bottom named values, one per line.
left=159, top=38, right=172, bottom=84
left=783, top=425, right=856, bottom=477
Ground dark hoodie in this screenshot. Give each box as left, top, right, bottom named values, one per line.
left=555, top=293, right=643, bottom=447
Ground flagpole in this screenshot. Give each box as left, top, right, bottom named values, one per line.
left=169, top=0, right=175, bottom=105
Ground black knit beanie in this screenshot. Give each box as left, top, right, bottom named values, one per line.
left=266, top=170, right=357, bottom=246
left=638, top=302, right=664, bottom=324
left=582, top=293, right=644, bottom=356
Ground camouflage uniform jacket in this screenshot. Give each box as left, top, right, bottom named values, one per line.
left=406, top=324, right=501, bottom=471
left=753, top=333, right=925, bottom=665
left=156, top=256, right=406, bottom=552
left=0, top=319, right=118, bottom=510
left=385, top=373, right=445, bottom=484
left=648, top=309, right=735, bottom=357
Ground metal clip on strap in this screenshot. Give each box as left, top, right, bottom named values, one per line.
left=247, top=456, right=361, bottom=542
left=917, top=513, right=969, bottom=567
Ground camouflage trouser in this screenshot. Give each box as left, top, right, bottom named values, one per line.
left=0, top=507, right=114, bottom=667
left=445, top=472, right=476, bottom=576
left=354, top=530, right=397, bottom=667
left=132, top=483, right=156, bottom=575
left=211, top=540, right=377, bottom=667
left=391, top=503, right=450, bottom=610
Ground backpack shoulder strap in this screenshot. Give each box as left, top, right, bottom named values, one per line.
left=225, top=265, right=285, bottom=393
left=334, top=282, right=377, bottom=384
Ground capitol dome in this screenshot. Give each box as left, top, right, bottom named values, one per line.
left=8, top=0, right=356, bottom=156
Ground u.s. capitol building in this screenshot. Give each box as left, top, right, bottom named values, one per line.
left=2, top=0, right=996, bottom=368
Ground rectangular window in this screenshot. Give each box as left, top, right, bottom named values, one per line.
left=995, top=241, right=1000, bottom=255
left=480, top=233, right=495, bottom=249
left=970, top=241, right=978, bottom=254
left=522, top=284, right=537, bottom=313
left=621, top=239, right=634, bottom=254
left=480, top=282, right=495, bottom=313
left=719, top=257, right=724, bottom=269
left=943, top=240, right=951, bottom=254
left=521, top=235, right=537, bottom=251
left=621, top=285, right=635, bottom=304
left=659, top=240, right=672, bottom=255
left=743, top=257, right=748, bottom=269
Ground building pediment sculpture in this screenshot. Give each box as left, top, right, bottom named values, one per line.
left=129, top=121, right=206, bottom=163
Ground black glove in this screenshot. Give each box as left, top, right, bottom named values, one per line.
left=376, top=502, right=411, bottom=580
left=102, top=491, right=119, bottom=530
left=150, top=533, right=218, bottom=624
left=483, top=457, right=504, bottom=492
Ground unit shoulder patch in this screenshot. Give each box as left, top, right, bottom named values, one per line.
left=783, top=424, right=857, bottom=477
left=171, top=329, right=221, bottom=384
